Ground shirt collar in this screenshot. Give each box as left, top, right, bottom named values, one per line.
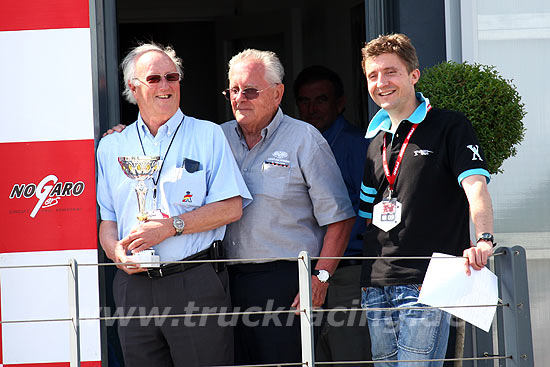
left=365, top=92, right=431, bottom=139
left=234, top=107, right=284, bottom=141
left=137, top=108, right=185, bottom=138
left=322, top=115, right=345, bottom=144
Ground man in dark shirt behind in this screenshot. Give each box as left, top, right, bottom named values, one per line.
left=294, top=65, right=371, bottom=365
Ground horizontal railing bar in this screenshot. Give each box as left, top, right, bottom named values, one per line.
left=1, top=252, right=503, bottom=270
left=311, top=253, right=504, bottom=261
left=314, top=355, right=512, bottom=365
left=213, top=355, right=512, bottom=367
left=82, top=309, right=302, bottom=321
left=80, top=253, right=504, bottom=267
left=80, top=257, right=301, bottom=267
left=313, top=303, right=508, bottom=313
left=2, top=301, right=510, bottom=325
left=213, top=363, right=305, bottom=367
left=85, top=302, right=512, bottom=323
left=0, top=317, right=72, bottom=325
left=87, top=302, right=507, bottom=321
left=0, top=263, right=71, bottom=269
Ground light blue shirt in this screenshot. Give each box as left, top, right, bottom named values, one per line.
left=221, top=109, right=355, bottom=262
left=97, top=109, right=252, bottom=262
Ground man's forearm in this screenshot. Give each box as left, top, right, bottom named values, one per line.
left=462, top=175, right=494, bottom=239
left=121, top=196, right=243, bottom=253
left=291, top=216, right=355, bottom=310
left=316, top=217, right=355, bottom=274
left=177, top=196, right=243, bottom=235
left=99, top=220, right=119, bottom=261
left=461, top=174, right=494, bottom=273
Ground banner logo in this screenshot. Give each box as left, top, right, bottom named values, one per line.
left=9, top=175, right=85, bottom=218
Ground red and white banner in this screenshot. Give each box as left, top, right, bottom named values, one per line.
left=0, top=0, right=89, bottom=32
left=0, top=0, right=100, bottom=365
left=1, top=140, right=97, bottom=253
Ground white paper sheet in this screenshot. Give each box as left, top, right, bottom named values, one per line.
left=417, top=252, right=498, bottom=332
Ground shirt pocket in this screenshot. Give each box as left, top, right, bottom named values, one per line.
left=260, top=161, right=290, bottom=199
left=162, top=167, right=207, bottom=211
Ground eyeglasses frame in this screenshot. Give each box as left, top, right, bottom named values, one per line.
left=221, top=84, right=278, bottom=101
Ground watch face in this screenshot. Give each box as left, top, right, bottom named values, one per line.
left=479, top=233, right=494, bottom=242
left=173, top=217, right=185, bottom=232
left=317, top=270, right=330, bottom=283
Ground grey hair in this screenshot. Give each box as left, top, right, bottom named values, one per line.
left=120, top=42, right=184, bottom=104
left=228, top=49, right=285, bottom=85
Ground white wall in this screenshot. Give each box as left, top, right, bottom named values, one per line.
left=456, top=1, right=550, bottom=365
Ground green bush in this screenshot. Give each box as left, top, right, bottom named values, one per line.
left=416, top=61, right=526, bottom=174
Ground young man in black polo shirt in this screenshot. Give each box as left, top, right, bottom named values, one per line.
left=358, top=33, right=495, bottom=367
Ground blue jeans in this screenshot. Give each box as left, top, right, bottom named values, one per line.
left=361, top=285, right=451, bottom=367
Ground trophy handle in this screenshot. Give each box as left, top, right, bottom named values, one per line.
left=135, top=180, right=148, bottom=222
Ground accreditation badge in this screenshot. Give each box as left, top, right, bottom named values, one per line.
left=372, top=198, right=402, bottom=232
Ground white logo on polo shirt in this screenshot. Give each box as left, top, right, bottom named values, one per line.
left=466, top=145, right=483, bottom=161
left=413, top=149, right=433, bottom=156
left=272, top=151, right=288, bottom=159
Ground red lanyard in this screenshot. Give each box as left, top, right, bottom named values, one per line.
left=382, top=123, right=418, bottom=196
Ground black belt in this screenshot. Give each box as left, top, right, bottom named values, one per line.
left=337, top=258, right=362, bottom=268
left=140, top=241, right=223, bottom=278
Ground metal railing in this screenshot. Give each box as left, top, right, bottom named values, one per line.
left=0, top=246, right=534, bottom=367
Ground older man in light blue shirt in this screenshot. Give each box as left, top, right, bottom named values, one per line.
left=221, top=49, right=355, bottom=365
left=97, top=43, right=251, bottom=367
left=97, top=109, right=250, bottom=261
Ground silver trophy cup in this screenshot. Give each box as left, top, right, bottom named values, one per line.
left=118, top=156, right=161, bottom=222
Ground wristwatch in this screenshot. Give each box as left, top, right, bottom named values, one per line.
left=172, top=216, right=185, bottom=236
left=476, top=233, right=495, bottom=246
left=312, top=269, right=331, bottom=283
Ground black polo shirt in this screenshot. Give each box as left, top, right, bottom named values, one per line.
left=359, top=98, right=490, bottom=287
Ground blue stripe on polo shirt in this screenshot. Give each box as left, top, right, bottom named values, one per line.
left=360, top=191, right=375, bottom=203
left=358, top=209, right=372, bottom=219
left=457, top=168, right=491, bottom=187
left=361, top=183, right=377, bottom=195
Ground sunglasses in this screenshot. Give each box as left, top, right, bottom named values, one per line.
left=134, top=72, right=181, bottom=85
left=222, top=85, right=276, bottom=101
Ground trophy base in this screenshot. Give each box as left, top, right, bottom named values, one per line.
left=127, top=249, right=160, bottom=268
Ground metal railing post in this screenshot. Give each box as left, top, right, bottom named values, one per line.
left=462, top=253, right=496, bottom=367
left=494, top=246, right=534, bottom=367
left=68, top=258, right=81, bottom=367
left=298, top=251, right=315, bottom=366
left=462, top=322, right=494, bottom=367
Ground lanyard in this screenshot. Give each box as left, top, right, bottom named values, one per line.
left=382, top=123, right=418, bottom=197
left=136, top=116, right=184, bottom=204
